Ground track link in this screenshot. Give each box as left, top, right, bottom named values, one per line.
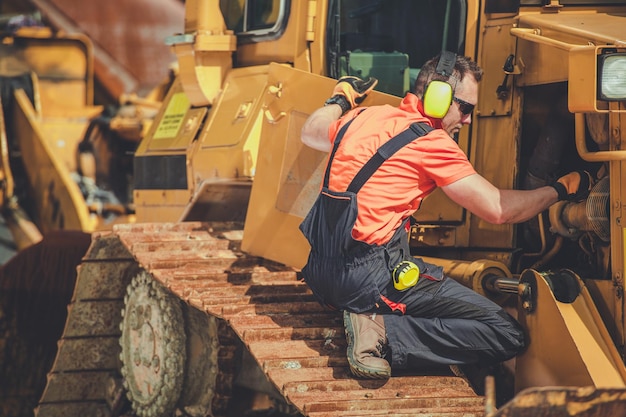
left=37, top=222, right=485, bottom=417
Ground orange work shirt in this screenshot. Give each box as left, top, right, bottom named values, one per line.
left=327, top=93, right=476, bottom=245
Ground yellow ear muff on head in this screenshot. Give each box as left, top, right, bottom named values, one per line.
left=423, top=50, right=457, bottom=119
left=423, top=80, right=453, bottom=119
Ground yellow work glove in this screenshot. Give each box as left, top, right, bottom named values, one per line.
left=324, top=76, right=378, bottom=115
left=550, top=170, right=593, bottom=202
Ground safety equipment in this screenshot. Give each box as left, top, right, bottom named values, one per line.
left=299, top=116, right=433, bottom=310
left=423, top=50, right=457, bottom=118
left=550, top=170, right=593, bottom=202
left=324, top=76, right=378, bottom=115
left=392, top=260, right=420, bottom=291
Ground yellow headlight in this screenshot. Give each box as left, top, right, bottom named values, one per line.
left=598, top=53, right=626, bottom=101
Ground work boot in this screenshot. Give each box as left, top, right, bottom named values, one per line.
left=343, top=311, right=391, bottom=379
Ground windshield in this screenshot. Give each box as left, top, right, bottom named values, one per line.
left=327, top=0, right=467, bottom=96
left=220, top=0, right=288, bottom=38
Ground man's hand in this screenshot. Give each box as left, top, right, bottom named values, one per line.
left=325, top=76, right=378, bottom=115
left=550, top=171, right=593, bottom=202
left=333, top=76, right=378, bottom=107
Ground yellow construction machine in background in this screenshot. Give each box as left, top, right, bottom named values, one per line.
left=0, top=0, right=182, bottom=254
left=4, top=0, right=626, bottom=416
left=0, top=4, right=177, bottom=417
left=0, top=26, right=168, bottom=252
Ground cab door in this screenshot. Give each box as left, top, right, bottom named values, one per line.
left=241, top=63, right=399, bottom=269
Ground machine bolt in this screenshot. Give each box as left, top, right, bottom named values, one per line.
left=268, top=83, right=283, bottom=98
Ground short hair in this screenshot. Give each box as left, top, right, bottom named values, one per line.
left=413, top=53, right=483, bottom=97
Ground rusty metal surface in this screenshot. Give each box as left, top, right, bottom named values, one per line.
left=38, top=221, right=485, bottom=417
left=493, top=386, right=626, bottom=417
left=118, top=222, right=486, bottom=416
left=31, top=0, right=183, bottom=98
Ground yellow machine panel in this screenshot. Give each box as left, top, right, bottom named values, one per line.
left=242, top=63, right=400, bottom=268
left=134, top=66, right=269, bottom=223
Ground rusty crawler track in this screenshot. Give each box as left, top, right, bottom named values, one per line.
left=37, top=222, right=485, bottom=417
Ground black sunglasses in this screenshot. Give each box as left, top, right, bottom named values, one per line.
left=452, top=96, right=475, bottom=115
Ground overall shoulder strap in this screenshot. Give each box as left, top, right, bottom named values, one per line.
left=347, top=122, right=433, bottom=193
left=322, top=110, right=363, bottom=188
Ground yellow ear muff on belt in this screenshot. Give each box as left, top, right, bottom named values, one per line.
left=392, top=260, right=420, bottom=291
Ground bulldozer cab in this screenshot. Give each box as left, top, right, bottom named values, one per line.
left=135, top=0, right=471, bottom=227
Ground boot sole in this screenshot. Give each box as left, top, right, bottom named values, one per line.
left=343, top=311, right=391, bottom=379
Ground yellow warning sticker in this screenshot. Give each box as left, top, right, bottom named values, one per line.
left=153, top=93, right=190, bottom=139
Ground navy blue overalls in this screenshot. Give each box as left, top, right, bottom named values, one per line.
left=299, top=115, right=526, bottom=370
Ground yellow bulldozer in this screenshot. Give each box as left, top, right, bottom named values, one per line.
left=3, top=0, right=626, bottom=416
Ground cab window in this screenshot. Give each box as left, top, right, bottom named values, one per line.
left=220, top=0, right=288, bottom=39
left=327, top=0, right=467, bottom=96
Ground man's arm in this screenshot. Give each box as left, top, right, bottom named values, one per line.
left=301, top=76, right=378, bottom=152
left=301, top=104, right=343, bottom=152
left=442, top=172, right=591, bottom=224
